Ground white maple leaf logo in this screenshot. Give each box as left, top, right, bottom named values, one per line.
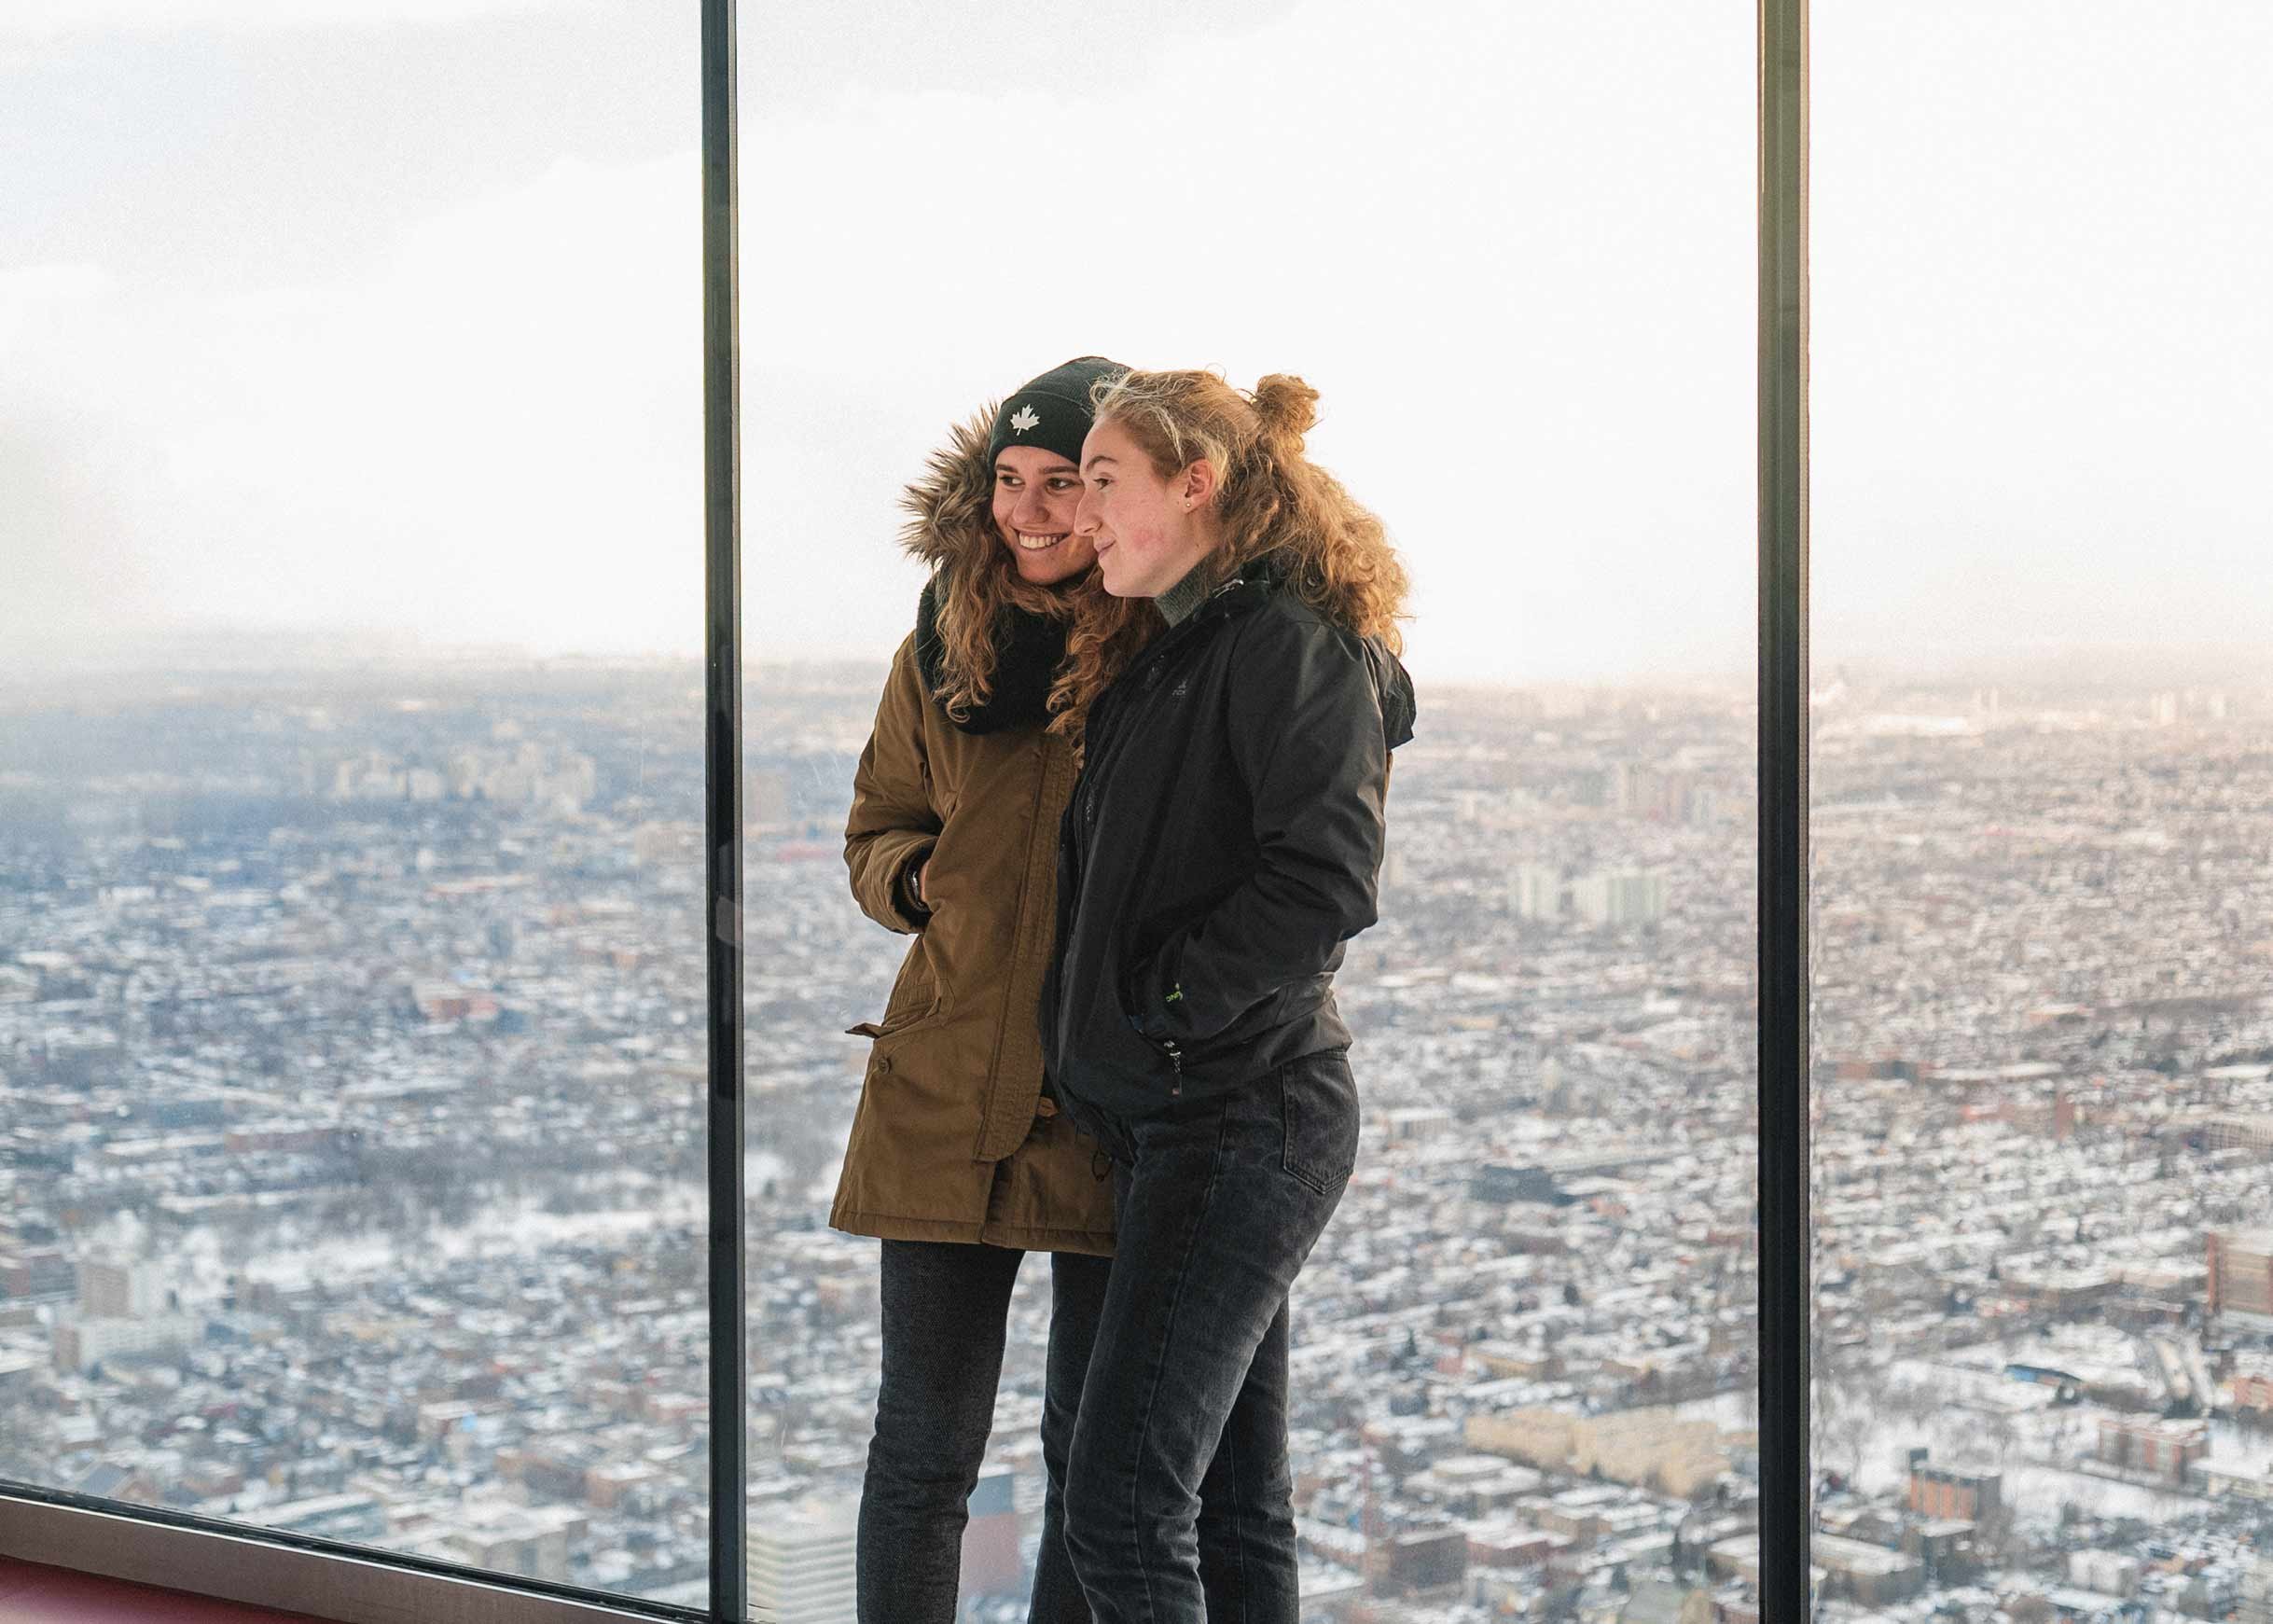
left=1010, top=405, right=1041, bottom=435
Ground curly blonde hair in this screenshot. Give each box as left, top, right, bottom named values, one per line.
left=905, top=408, right=1156, bottom=743
left=1053, top=368, right=1408, bottom=737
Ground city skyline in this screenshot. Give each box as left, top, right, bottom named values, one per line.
left=5, top=660, right=2271, bottom=1619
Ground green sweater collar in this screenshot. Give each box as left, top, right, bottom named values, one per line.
left=1156, top=564, right=1213, bottom=628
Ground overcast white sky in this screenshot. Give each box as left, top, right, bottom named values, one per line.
left=2, top=0, right=2267, bottom=686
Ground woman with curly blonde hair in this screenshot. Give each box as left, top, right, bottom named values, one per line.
left=1040, top=369, right=1417, bottom=1621
left=837, top=356, right=1153, bottom=1620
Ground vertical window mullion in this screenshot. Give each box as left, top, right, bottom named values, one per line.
left=1757, top=0, right=1812, bottom=1616
left=701, top=0, right=747, bottom=1618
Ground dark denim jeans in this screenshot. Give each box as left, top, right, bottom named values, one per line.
left=858, top=1238, right=1115, bottom=1624
left=1062, top=1048, right=1361, bottom=1624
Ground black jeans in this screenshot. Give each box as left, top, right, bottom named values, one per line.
left=1062, top=1048, right=1361, bottom=1623
left=858, top=1238, right=1115, bottom=1624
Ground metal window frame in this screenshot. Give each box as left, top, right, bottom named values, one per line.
left=0, top=3, right=751, bottom=1619
left=0, top=1489, right=703, bottom=1624
left=700, top=0, right=749, bottom=1616
left=1758, top=0, right=1813, bottom=1618
left=2, top=0, right=1820, bottom=1617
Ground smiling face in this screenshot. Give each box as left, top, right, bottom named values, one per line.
left=991, top=446, right=1095, bottom=587
left=1074, top=418, right=1222, bottom=600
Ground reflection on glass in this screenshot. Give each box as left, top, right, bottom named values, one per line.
left=1815, top=4, right=2273, bottom=1617
left=741, top=1, right=1755, bottom=1617
left=0, top=6, right=706, bottom=1602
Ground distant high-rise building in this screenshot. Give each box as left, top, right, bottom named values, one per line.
left=2233, top=1356, right=2273, bottom=1414
left=1617, top=765, right=1699, bottom=823
left=750, top=1501, right=857, bottom=1624
left=437, top=1502, right=582, bottom=1582
left=1572, top=868, right=1667, bottom=928
left=2204, top=1115, right=2273, bottom=1156
left=79, top=1256, right=171, bottom=1320
left=0, top=1241, right=76, bottom=1300
left=53, top=1313, right=194, bottom=1374
left=1905, top=1458, right=2001, bottom=1522
left=1512, top=864, right=1561, bottom=921
left=2208, top=1229, right=2273, bottom=1327
left=2095, top=1416, right=2208, bottom=1484
left=1372, top=1525, right=1467, bottom=1597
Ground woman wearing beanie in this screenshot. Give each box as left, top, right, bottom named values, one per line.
left=835, top=356, right=1154, bottom=1621
left=1042, top=369, right=1416, bottom=1622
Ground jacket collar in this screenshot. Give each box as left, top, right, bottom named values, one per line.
left=1138, top=550, right=1419, bottom=754
left=1176, top=548, right=1289, bottom=630
left=1122, top=560, right=1274, bottom=676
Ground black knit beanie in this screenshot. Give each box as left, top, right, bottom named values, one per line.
left=986, top=355, right=1129, bottom=470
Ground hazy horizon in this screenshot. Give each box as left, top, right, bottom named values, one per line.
left=4, top=618, right=2266, bottom=704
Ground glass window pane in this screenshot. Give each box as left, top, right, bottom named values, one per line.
left=0, top=7, right=708, bottom=1603
left=1815, top=3, right=2273, bottom=1613
left=741, top=3, right=1759, bottom=1617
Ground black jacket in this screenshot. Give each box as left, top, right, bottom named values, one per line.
left=1040, top=559, right=1419, bottom=1127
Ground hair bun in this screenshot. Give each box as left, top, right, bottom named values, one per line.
left=1250, top=374, right=1319, bottom=444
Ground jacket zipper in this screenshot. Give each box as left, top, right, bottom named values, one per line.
left=1080, top=580, right=1250, bottom=1107
left=975, top=736, right=1056, bottom=1159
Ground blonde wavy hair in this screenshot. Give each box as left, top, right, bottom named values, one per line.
left=1054, top=368, right=1408, bottom=736
left=909, top=408, right=1155, bottom=743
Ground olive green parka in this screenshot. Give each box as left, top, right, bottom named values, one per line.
left=828, top=414, right=1116, bottom=1256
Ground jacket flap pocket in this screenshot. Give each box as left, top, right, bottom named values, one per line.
left=844, top=995, right=945, bottom=1042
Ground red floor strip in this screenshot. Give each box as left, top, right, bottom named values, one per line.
left=0, top=1558, right=320, bottom=1623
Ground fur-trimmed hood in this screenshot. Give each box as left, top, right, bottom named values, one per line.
left=898, top=406, right=1001, bottom=576
left=899, top=404, right=1069, bottom=736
